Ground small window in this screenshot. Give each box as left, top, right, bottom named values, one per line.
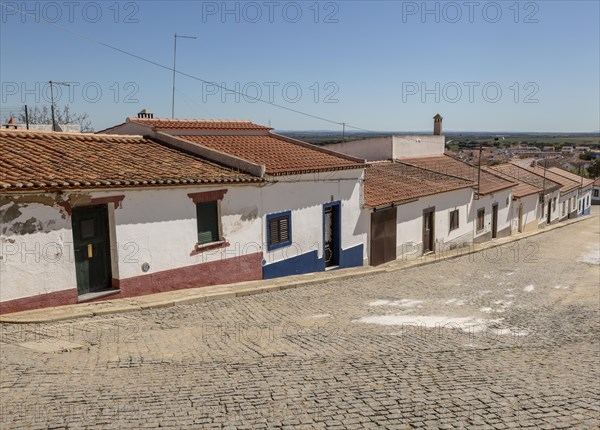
left=449, top=209, right=459, bottom=231
left=594, top=189, right=599, bottom=198
left=476, top=208, right=485, bottom=232
left=267, top=212, right=291, bottom=251
left=552, top=197, right=557, bottom=212
left=561, top=201, right=566, bottom=216
left=196, top=201, right=220, bottom=245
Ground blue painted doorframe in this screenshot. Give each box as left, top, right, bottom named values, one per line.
left=323, top=201, right=341, bottom=268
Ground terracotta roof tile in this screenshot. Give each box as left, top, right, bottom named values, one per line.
left=128, top=118, right=272, bottom=131
left=490, top=163, right=561, bottom=192
left=547, top=167, right=594, bottom=188
left=0, top=129, right=261, bottom=191
left=177, top=134, right=364, bottom=175
left=364, top=161, right=473, bottom=207
left=483, top=166, right=540, bottom=198
left=399, top=155, right=515, bottom=195
left=520, top=164, right=579, bottom=193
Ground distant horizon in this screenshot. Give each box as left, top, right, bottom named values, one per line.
left=276, top=130, right=600, bottom=136
left=2, top=1, right=599, bottom=133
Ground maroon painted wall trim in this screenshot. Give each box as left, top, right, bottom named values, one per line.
left=0, top=288, right=78, bottom=315
left=187, top=189, right=228, bottom=203
left=112, top=251, right=263, bottom=298
left=1, top=252, right=263, bottom=314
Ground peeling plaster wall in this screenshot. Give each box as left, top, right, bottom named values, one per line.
left=1, top=197, right=77, bottom=302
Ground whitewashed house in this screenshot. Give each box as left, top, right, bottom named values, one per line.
left=487, top=163, right=561, bottom=227
left=363, top=161, right=474, bottom=265
left=485, top=165, right=542, bottom=234
left=398, top=156, right=515, bottom=243
left=521, top=165, right=581, bottom=221
left=592, top=178, right=600, bottom=205
left=0, top=129, right=266, bottom=313
left=102, top=116, right=367, bottom=277
left=547, top=167, right=594, bottom=216
left=326, top=115, right=515, bottom=245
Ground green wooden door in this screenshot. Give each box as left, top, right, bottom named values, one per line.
left=72, top=205, right=112, bottom=295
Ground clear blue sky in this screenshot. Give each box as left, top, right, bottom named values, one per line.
left=1, top=1, right=599, bottom=132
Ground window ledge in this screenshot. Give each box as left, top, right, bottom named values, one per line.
left=190, top=240, right=229, bottom=256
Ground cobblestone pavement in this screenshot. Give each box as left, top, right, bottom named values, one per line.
left=1, top=215, right=599, bottom=429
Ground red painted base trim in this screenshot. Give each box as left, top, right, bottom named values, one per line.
left=1, top=252, right=263, bottom=314
left=113, top=252, right=263, bottom=298
left=0, top=288, right=78, bottom=314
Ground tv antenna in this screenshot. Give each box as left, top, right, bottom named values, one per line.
left=171, top=33, right=197, bottom=118
left=49, top=81, right=70, bottom=131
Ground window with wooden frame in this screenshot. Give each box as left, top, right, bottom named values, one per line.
left=449, top=209, right=459, bottom=231
left=196, top=201, right=221, bottom=245
left=476, top=208, right=485, bottom=232
left=187, top=189, right=228, bottom=248
left=267, top=211, right=291, bottom=251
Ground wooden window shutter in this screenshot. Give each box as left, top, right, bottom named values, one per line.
left=196, top=201, right=219, bottom=244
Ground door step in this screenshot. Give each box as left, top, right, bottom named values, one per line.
left=78, top=289, right=121, bottom=303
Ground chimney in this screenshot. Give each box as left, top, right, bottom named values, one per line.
left=3, top=116, right=19, bottom=129
left=433, top=114, right=443, bottom=135
left=137, top=109, right=154, bottom=119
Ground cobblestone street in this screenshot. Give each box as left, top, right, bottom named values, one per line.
left=1, top=214, right=599, bottom=429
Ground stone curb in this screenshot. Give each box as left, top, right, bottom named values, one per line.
left=1, top=214, right=594, bottom=324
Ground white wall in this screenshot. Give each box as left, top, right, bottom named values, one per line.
left=393, top=135, right=445, bottom=158
left=394, top=188, right=473, bottom=259
left=592, top=185, right=600, bottom=205
left=262, top=169, right=366, bottom=265
left=537, top=190, right=560, bottom=224
left=326, top=137, right=392, bottom=162
left=510, top=194, right=538, bottom=232
left=103, top=185, right=264, bottom=279
left=1, top=198, right=77, bottom=301
left=0, top=185, right=265, bottom=302
left=470, top=188, right=513, bottom=239
left=324, top=134, right=445, bottom=161
left=579, top=187, right=593, bottom=212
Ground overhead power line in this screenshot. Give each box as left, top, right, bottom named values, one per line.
left=1, top=3, right=376, bottom=133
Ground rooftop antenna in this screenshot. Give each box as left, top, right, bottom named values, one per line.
left=172, top=33, right=197, bottom=119
left=49, top=81, right=70, bottom=131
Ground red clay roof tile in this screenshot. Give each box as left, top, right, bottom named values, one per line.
left=364, top=161, right=473, bottom=207
left=399, top=155, right=515, bottom=195
left=518, top=164, right=580, bottom=193
left=177, top=134, right=364, bottom=175
left=128, top=118, right=272, bottom=131
left=546, top=167, right=594, bottom=188
left=0, top=129, right=261, bottom=191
